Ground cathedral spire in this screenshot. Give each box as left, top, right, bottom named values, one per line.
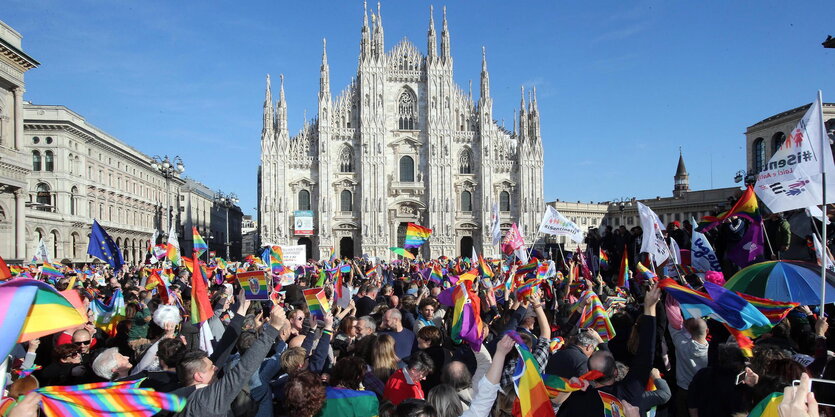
left=427, top=5, right=437, bottom=62
left=518, top=86, right=528, bottom=140
left=531, top=86, right=538, bottom=114
left=468, top=80, right=472, bottom=101
left=360, top=0, right=370, bottom=61
left=263, top=74, right=274, bottom=136
left=519, top=85, right=526, bottom=116
left=320, top=38, right=330, bottom=100
left=441, top=6, right=451, bottom=64
left=374, top=1, right=384, bottom=59
left=480, top=46, right=490, bottom=100
left=276, top=74, right=287, bottom=133
left=673, top=148, right=690, bottom=197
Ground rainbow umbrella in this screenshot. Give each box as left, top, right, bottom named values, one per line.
left=389, top=247, right=416, bottom=260
left=724, top=260, right=835, bottom=305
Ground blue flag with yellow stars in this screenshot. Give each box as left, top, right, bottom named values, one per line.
left=87, top=220, right=124, bottom=272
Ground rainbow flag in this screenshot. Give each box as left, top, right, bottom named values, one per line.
left=389, top=247, right=416, bottom=260
left=599, top=250, right=610, bottom=270
left=748, top=392, right=782, bottom=417
left=304, top=288, right=330, bottom=320
left=41, top=262, right=64, bottom=278
left=164, top=243, right=179, bottom=266
left=659, top=279, right=770, bottom=332
left=450, top=268, right=479, bottom=285
left=725, top=324, right=755, bottom=357
left=508, top=331, right=555, bottom=417
left=542, top=374, right=585, bottom=396
left=89, top=289, right=126, bottom=337
left=598, top=391, right=625, bottom=417
left=617, top=246, right=629, bottom=287
left=317, top=387, right=379, bottom=417
left=192, top=227, right=208, bottom=256
left=339, top=264, right=352, bottom=273
left=0, top=279, right=86, bottom=361
left=515, top=277, right=543, bottom=300
left=0, top=256, right=12, bottom=280
left=696, top=185, right=761, bottom=232
left=478, top=254, right=494, bottom=278
left=144, top=271, right=169, bottom=304
left=548, top=337, right=565, bottom=353
left=265, top=246, right=284, bottom=274
left=328, top=247, right=338, bottom=262
left=438, top=280, right=484, bottom=351
left=735, top=292, right=798, bottom=326
left=190, top=254, right=214, bottom=324
left=36, top=380, right=186, bottom=417
left=636, top=262, right=657, bottom=283
left=579, top=292, right=616, bottom=341
left=429, top=263, right=443, bottom=284
left=404, top=223, right=433, bottom=248
left=515, top=260, right=539, bottom=278
left=237, top=271, right=269, bottom=300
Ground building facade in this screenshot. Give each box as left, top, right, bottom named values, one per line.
left=746, top=102, right=835, bottom=176
left=23, top=104, right=184, bottom=264
left=259, top=5, right=545, bottom=260
left=0, top=20, right=38, bottom=262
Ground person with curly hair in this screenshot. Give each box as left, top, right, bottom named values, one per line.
left=282, top=370, right=326, bottom=417
left=318, top=357, right=379, bottom=417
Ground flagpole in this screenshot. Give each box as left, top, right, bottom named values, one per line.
left=761, top=220, right=777, bottom=260
left=527, top=231, right=542, bottom=258
left=820, top=90, right=828, bottom=315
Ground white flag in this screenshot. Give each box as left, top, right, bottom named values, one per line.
left=514, top=247, right=529, bottom=264
left=690, top=217, right=721, bottom=272
left=538, top=206, right=584, bottom=243
left=813, top=233, right=835, bottom=272
left=167, top=223, right=180, bottom=250
left=755, top=93, right=835, bottom=213
left=472, top=246, right=478, bottom=262
left=490, top=203, right=502, bottom=246
left=636, top=202, right=670, bottom=264
left=35, top=238, right=50, bottom=263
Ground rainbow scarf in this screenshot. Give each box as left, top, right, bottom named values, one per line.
left=696, top=185, right=761, bottom=232
left=404, top=223, right=433, bottom=248
left=578, top=291, right=616, bottom=341
left=36, top=379, right=186, bottom=417
left=192, top=227, right=208, bottom=256
left=304, top=288, right=330, bottom=320
left=507, top=331, right=555, bottom=417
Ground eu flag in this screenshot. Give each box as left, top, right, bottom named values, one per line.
left=87, top=220, right=125, bottom=272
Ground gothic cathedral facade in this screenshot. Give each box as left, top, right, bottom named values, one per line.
left=258, top=4, right=544, bottom=260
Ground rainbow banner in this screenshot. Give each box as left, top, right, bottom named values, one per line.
left=0, top=279, right=86, bottom=361
left=36, top=379, right=186, bottom=417
left=192, top=227, right=208, bottom=256
left=304, top=288, right=330, bottom=320
left=237, top=271, right=269, bottom=300
left=696, top=185, right=761, bottom=232
left=404, top=223, right=433, bottom=248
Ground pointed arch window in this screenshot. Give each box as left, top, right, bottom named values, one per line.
left=339, top=146, right=354, bottom=173
left=500, top=191, right=510, bottom=212
left=340, top=190, right=353, bottom=212
left=398, top=89, right=417, bottom=130
left=399, top=156, right=415, bottom=182
left=461, top=190, right=473, bottom=212
left=298, top=189, right=311, bottom=211
left=44, top=151, right=54, bottom=172
left=32, top=151, right=41, bottom=171
left=459, top=149, right=472, bottom=174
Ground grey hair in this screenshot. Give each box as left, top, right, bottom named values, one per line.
left=358, top=316, right=376, bottom=332
left=386, top=308, right=402, bottom=321
left=426, top=384, right=464, bottom=417
left=576, top=330, right=600, bottom=347
left=91, top=347, right=120, bottom=380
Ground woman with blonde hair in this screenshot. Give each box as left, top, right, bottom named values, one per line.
left=371, top=333, right=400, bottom=382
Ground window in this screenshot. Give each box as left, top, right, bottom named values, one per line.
left=51, top=230, right=59, bottom=259
left=397, top=89, right=416, bottom=130
left=32, top=136, right=40, bottom=144
left=35, top=183, right=51, bottom=209
left=339, top=146, right=354, bottom=172
left=340, top=190, right=352, bottom=212
left=753, top=138, right=765, bottom=172
left=70, top=186, right=78, bottom=215
left=461, top=190, right=472, bottom=212
left=45, top=137, right=53, bottom=145
left=500, top=191, right=510, bottom=212
left=32, top=151, right=41, bottom=171
left=44, top=151, right=54, bottom=172
left=772, top=132, right=786, bottom=155
left=399, top=156, right=415, bottom=182
left=298, top=190, right=311, bottom=210
left=71, top=233, right=78, bottom=258
left=459, top=149, right=472, bottom=174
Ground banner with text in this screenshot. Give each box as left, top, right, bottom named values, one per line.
left=280, top=245, right=307, bottom=267
left=293, top=210, right=314, bottom=236
left=538, top=206, right=584, bottom=243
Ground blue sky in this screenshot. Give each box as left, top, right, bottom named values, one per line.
left=5, top=1, right=835, bottom=215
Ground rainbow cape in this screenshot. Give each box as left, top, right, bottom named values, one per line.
left=696, top=185, right=761, bottom=232
left=36, top=379, right=186, bottom=417
left=507, top=331, right=555, bottom=417
left=404, top=223, right=432, bottom=248
left=0, top=279, right=86, bottom=361
left=192, top=227, right=208, bottom=256
left=304, top=288, right=330, bottom=320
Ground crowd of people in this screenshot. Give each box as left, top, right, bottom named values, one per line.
left=1, top=212, right=832, bottom=417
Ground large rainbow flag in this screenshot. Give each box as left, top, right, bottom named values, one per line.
left=438, top=280, right=484, bottom=351
left=507, top=331, right=555, bottom=417
left=190, top=254, right=214, bottom=324
left=0, top=279, right=86, bottom=361
left=36, top=379, right=186, bottom=417
left=696, top=185, right=761, bottom=232
left=578, top=291, right=616, bottom=341
left=404, top=223, right=433, bottom=248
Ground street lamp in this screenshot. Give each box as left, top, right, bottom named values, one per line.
left=610, top=197, right=632, bottom=227
left=734, top=170, right=756, bottom=186
left=214, top=191, right=239, bottom=260
left=151, top=155, right=185, bottom=234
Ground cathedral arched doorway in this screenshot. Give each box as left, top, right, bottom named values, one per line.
left=339, top=237, right=354, bottom=259
left=460, top=236, right=474, bottom=259
left=297, top=237, right=313, bottom=260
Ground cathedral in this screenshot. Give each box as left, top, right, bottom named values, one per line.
left=258, top=3, right=545, bottom=261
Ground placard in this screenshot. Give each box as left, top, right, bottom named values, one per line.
left=236, top=271, right=269, bottom=300
left=280, top=245, right=307, bottom=268
left=294, top=210, right=314, bottom=236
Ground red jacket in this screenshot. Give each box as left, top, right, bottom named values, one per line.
left=383, top=368, right=424, bottom=406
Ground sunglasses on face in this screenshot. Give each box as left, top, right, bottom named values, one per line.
left=74, top=340, right=91, bottom=346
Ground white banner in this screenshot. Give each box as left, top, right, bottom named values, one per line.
left=280, top=245, right=307, bottom=267
left=690, top=217, right=721, bottom=272
left=636, top=202, right=670, bottom=264
left=35, top=238, right=50, bottom=263
left=755, top=93, right=835, bottom=213
left=538, top=206, right=584, bottom=243
left=294, top=210, right=314, bottom=236
left=490, top=203, right=502, bottom=246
